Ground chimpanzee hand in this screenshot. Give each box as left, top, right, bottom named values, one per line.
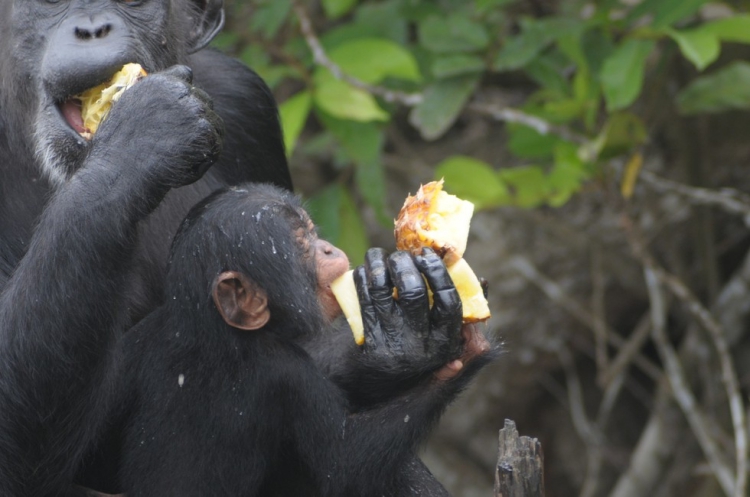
left=353, top=247, right=463, bottom=370
left=89, top=65, right=224, bottom=193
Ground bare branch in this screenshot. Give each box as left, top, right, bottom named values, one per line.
left=644, top=261, right=748, bottom=497
left=643, top=267, right=736, bottom=496
left=292, top=3, right=423, bottom=106
left=591, top=247, right=609, bottom=375
left=507, top=256, right=662, bottom=381
left=610, top=248, right=750, bottom=497
left=467, top=103, right=588, bottom=144
left=293, top=3, right=587, bottom=145
left=598, top=314, right=651, bottom=388
left=639, top=170, right=750, bottom=226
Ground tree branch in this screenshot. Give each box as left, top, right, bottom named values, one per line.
left=642, top=267, right=736, bottom=496
left=639, top=170, right=750, bottom=227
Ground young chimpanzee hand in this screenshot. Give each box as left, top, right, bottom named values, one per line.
left=353, top=247, right=463, bottom=370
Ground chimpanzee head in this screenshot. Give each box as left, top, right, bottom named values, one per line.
left=0, top=0, right=224, bottom=184
left=166, top=183, right=350, bottom=338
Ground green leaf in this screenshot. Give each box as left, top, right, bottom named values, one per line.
left=507, top=124, right=562, bottom=159
left=307, top=186, right=342, bottom=242
left=322, top=0, right=357, bottom=20
left=494, top=18, right=584, bottom=71
left=279, top=91, right=312, bottom=156
left=627, top=0, right=709, bottom=29
left=328, top=38, right=421, bottom=84
left=547, top=142, right=589, bottom=207
left=526, top=55, right=570, bottom=94
left=434, top=156, right=510, bottom=209
left=677, top=61, right=750, bottom=114
left=409, top=75, right=480, bottom=140
left=318, top=114, right=390, bottom=225
left=250, top=0, right=292, bottom=38
left=313, top=69, right=389, bottom=122
left=353, top=1, right=408, bottom=44
left=701, top=15, right=750, bottom=44
left=432, top=54, right=485, bottom=78
left=419, top=14, right=490, bottom=53
left=307, top=185, right=369, bottom=266
left=498, top=167, right=549, bottom=208
left=476, top=0, right=517, bottom=12
left=600, top=39, right=655, bottom=111
left=667, top=28, right=720, bottom=71
left=599, top=112, right=647, bottom=159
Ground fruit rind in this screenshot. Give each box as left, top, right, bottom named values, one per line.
left=394, top=179, right=474, bottom=267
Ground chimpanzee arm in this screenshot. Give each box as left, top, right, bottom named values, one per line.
left=302, top=247, right=494, bottom=496
left=289, top=342, right=491, bottom=497
left=0, top=66, right=223, bottom=496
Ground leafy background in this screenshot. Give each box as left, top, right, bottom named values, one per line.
left=216, top=1, right=750, bottom=496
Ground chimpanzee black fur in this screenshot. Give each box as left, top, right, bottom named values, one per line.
left=106, top=184, right=487, bottom=496
left=0, top=0, right=486, bottom=495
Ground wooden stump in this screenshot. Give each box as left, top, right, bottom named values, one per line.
left=494, top=419, right=545, bottom=497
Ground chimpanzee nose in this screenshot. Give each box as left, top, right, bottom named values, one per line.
left=74, top=21, right=114, bottom=41
left=41, top=13, right=135, bottom=98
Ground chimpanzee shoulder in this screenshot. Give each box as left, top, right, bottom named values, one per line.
left=189, top=49, right=292, bottom=190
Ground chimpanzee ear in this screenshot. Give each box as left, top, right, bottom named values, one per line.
left=186, top=0, right=226, bottom=54
left=212, top=271, right=270, bottom=331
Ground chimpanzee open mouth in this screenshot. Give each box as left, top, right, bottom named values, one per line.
left=59, top=98, right=88, bottom=137
left=54, top=63, right=146, bottom=141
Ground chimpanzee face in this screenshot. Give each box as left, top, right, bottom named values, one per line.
left=0, top=0, right=222, bottom=184
left=293, top=213, right=350, bottom=322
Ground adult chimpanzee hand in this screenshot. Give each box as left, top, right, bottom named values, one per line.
left=353, top=247, right=463, bottom=370
left=89, top=65, right=224, bottom=194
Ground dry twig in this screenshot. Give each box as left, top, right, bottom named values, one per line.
left=643, top=268, right=737, bottom=496
left=292, top=2, right=423, bottom=106
left=292, top=3, right=587, bottom=143
left=639, top=170, right=750, bottom=227
left=507, top=256, right=661, bottom=381
left=628, top=222, right=748, bottom=497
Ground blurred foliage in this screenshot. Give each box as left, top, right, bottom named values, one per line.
left=214, top=0, right=750, bottom=263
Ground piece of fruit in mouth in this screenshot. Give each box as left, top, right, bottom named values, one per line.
left=331, top=180, right=491, bottom=346
left=67, top=63, right=146, bottom=140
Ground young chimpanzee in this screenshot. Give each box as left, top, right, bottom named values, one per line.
left=110, top=183, right=486, bottom=496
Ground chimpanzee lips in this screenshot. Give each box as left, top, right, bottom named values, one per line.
left=60, top=99, right=88, bottom=135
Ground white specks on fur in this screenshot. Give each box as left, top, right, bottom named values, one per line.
left=178, top=374, right=185, bottom=387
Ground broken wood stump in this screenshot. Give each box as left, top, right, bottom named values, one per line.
left=494, top=419, right=545, bottom=497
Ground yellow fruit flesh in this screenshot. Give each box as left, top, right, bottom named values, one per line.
left=78, top=63, right=146, bottom=138
left=334, top=180, right=491, bottom=345
left=330, top=270, right=364, bottom=345
left=447, top=258, right=490, bottom=323
left=395, top=179, right=474, bottom=266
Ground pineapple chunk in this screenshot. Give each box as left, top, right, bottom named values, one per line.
left=77, top=63, right=147, bottom=138
left=447, top=258, right=490, bottom=323
left=330, top=270, right=364, bottom=345
left=394, top=179, right=473, bottom=267
left=334, top=180, right=491, bottom=345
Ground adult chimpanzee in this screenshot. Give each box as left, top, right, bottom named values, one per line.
left=106, top=183, right=489, bottom=496
left=0, top=0, right=483, bottom=495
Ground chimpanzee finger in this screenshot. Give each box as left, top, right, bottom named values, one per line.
left=353, top=265, right=387, bottom=350
left=415, top=248, right=462, bottom=350
left=364, top=248, right=400, bottom=332
left=190, top=87, right=215, bottom=110
left=161, top=65, right=194, bottom=84
left=387, top=251, right=429, bottom=336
